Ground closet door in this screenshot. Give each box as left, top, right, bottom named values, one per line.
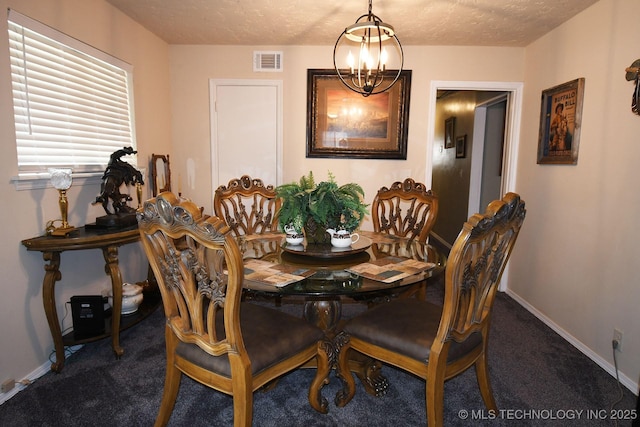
left=210, top=79, right=282, bottom=203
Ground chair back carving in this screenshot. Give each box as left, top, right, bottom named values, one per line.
left=138, top=192, right=245, bottom=357
left=137, top=193, right=329, bottom=425
left=437, top=192, right=526, bottom=348
left=372, top=178, right=438, bottom=243
left=336, top=193, right=525, bottom=425
left=214, top=175, right=281, bottom=237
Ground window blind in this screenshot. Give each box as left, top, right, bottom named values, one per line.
left=7, top=10, right=136, bottom=175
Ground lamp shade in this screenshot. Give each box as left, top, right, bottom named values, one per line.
left=49, top=168, right=72, bottom=190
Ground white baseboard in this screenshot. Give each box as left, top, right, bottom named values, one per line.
left=505, top=289, right=638, bottom=395
left=0, top=345, right=83, bottom=405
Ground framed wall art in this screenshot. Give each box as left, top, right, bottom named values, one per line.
left=306, top=69, right=412, bottom=159
left=455, top=135, right=466, bottom=158
left=444, top=117, right=456, bottom=149
left=537, top=78, right=585, bottom=165
left=150, top=153, right=171, bottom=196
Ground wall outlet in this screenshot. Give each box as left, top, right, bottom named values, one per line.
left=1, top=379, right=14, bottom=393
left=613, top=328, right=623, bottom=352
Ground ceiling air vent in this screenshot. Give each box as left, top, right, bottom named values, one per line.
left=253, top=51, right=283, bottom=72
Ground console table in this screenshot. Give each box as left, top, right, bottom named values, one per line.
left=22, top=224, right=159, bottom=373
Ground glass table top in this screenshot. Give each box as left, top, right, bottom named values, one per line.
left=239, top=231, right=446, bottom=297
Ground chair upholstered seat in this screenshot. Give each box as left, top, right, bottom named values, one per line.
left=343, top=298, right=482, bottom=364
left=176, top=302, right=324, bottom=377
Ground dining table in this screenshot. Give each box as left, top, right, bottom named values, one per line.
left=237, top=230, right=447, bottom=400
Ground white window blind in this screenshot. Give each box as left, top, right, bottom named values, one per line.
left=7, top=9, right=137, bottom=176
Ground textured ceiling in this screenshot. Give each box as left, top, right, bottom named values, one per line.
left=105, top=0, right=598, bottom=47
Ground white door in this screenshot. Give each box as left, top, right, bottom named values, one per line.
left=468, top=94, right=508, bottom=218
left=209, top=79, right=282, bottom=206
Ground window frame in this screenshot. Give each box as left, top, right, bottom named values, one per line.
left=7, top=9, right=137, bottom=190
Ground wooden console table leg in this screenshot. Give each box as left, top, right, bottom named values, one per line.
left=102, top=245, right=124, bottom=359
left=42, top=251, right=65, bottom=373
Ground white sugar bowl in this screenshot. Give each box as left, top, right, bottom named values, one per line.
left=109, top=283, right=144, bottom=315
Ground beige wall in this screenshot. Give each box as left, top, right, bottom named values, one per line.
left=169, top=45, right=524, bottom=222
left=0, top=0, right=171, bottom=385
left=510, top=0, right=640, bottom=390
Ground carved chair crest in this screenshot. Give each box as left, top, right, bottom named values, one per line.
left=372, top=178, right=438, bottom=243
left=214, top=175, right=281, bottom=237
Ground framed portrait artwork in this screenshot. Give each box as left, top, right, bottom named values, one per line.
left=444, top=117, right=456, bottom=149
left=455, top=135, right=466, bottom=158
left=306, top=69, right=412, bottom=159
left=537, top=78, right=585, bottom=165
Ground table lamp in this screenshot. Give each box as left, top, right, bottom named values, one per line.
left=48, top=168, right=76, bottom=236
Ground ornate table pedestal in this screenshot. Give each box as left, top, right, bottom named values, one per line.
left=241, top=232, right=446, bottom=404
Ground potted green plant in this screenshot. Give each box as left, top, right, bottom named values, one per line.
left=275, top=171, right=368, bottom=244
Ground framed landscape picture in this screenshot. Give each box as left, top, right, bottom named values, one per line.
left=537, top=78, right=585, bottom=165
left=306, top=69, right=412, bottom=159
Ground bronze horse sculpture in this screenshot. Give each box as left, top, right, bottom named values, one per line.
left=94, top=147, right=144, bottom=215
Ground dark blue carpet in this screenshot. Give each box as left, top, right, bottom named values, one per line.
left=0, top=285, right=636, bottom=426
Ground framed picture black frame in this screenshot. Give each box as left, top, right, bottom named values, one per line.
left=306, top=69, right=412, bottom=159
left=455, top=135, right=466, bottom=158
left=444, top=116, right=456, bottom=149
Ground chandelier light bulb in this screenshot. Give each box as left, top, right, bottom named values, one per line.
left=347, top=51, right=355, bottom=73
left=380, top=48, right=388, bottom=69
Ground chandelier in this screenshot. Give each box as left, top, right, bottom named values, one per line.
left=333, top=0, right=404, bottom=97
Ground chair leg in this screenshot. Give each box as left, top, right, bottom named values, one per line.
left=475, top=352, right=498, bottom=411
left=335, top=334, right=356, bottom=407
left=426, top=362, right=446, bottom=427
left=154, top=357, right=181, bottom=427
left=309, top=341, right=330, bottom=413
left=232, top=378, right=253, bottom=427
left=155, top=329, right=181, bottom=427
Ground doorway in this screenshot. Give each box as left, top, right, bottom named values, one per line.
left=428, top=82, right=522, bottom=291
left=427, top=81, right=522, bottom=247
left=469, top=94, right=508, bottom=218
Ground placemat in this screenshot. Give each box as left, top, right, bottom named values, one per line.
left=346, top=256, right=435, bottom=283
left=243, top=259, right=313, bottom=287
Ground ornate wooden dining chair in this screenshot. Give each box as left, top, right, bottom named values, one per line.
left=336, top=193, right=526, bottom=426
left=137, top=193, right=329, bottom=426
left=214, top=175, right=281, bottom=237
left=371, top=178, right=438, bottom=299
left=371, top=178, right=438, bottom=244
